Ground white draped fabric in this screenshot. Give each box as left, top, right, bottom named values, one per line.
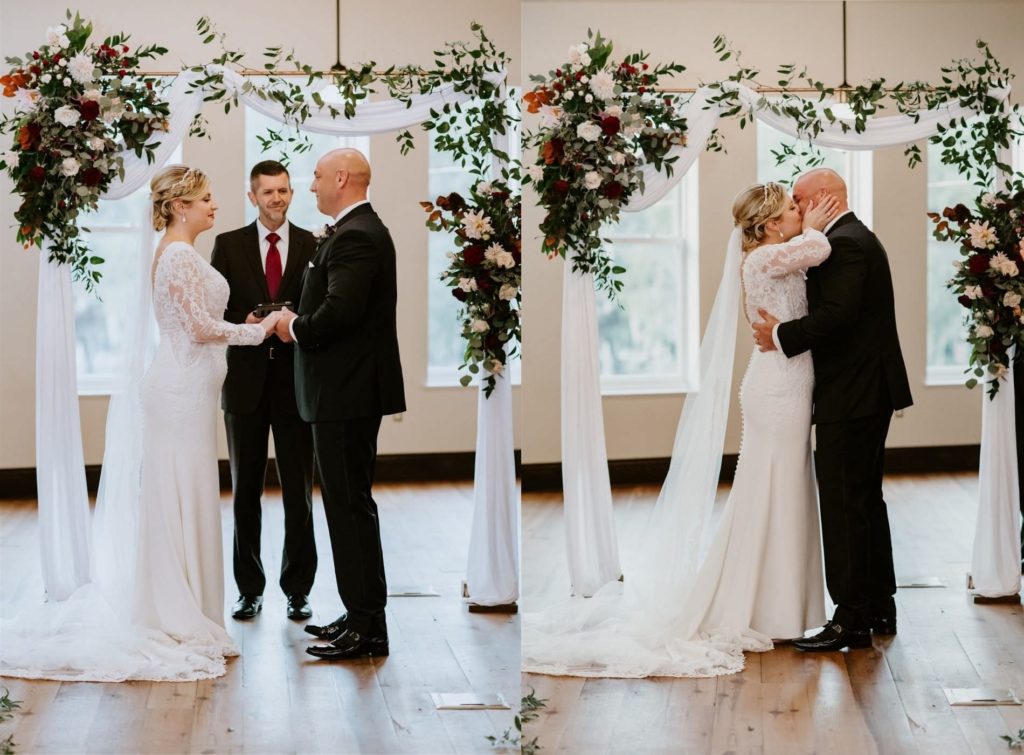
left=34, top=66, right=513, bottom=603
left=971, top=352, right=1022, bottom=597
left=563, top=81, right=1015, bottom=596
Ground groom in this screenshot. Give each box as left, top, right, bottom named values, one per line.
left=753, top=168, right=913, bottom=652
left=275, top=148, right=406, bottom=660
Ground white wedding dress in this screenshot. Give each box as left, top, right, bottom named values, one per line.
left=522, top=229, right=830, bottom=678
left=0, top=241, right=264, bottom=682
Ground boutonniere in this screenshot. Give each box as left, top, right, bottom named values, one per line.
left=313, top=222, right=337, bottom=241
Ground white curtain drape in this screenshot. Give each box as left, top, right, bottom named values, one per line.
left=562, top=81, right=1017, bottom=596
left=35, top=66, right=513, bottom=600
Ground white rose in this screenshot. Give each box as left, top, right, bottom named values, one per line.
left=965, top=284, right=983, bottom=300
left=458, top=277, right=478, bottom=293
left=579, top=52, right=591, bottom=66
left=40, top=74, right=52, bottom=84
left=951, top=259, right=963, bottom=271
left=604, top=105, right=624, bottom=118
left=609, top=151, right=626, bottom=166
left=1, top=150, right=19, bottom=168
left=585, top=94, right=593, bottom=103
left=567, top=45, right=584, bottom=66
left=576, top=121, right=602, bottom=142
left=526, top=165, right=544, bottom=181
left=54, top=105, right=80, bottom=126
left=62, top=77, right=71, bottom=86
left=68, top=53, right=95, bottom=85
left=88, top=136, right=106, bottom=151
left=974, top=324, right=994, bottom=339
left=1004, top=291, right=1022, bottom=308
left=489, top=361, right=505, bottom=376
left=499, top=284, right=518, bottom=301
left=583, top=171, right=602, bottom=190
left=993, top=362, right=1008, bottom=379
left=589, top=70, right=616, bottom=101
left=564, top=90, right=575, bottom=101
left=45, top=25, right=68, bottom=47
left=60, top=157, right=80, bottom=176
left=496, top=251, right=517, bottom=269
left=623, top=125, right=642, bottom=138
left=81, top=89, right=102, bottom=103
left=471, top=319, right=490, bottom=333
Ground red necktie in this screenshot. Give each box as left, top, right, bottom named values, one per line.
left=265, top=231, right=282, bottom=300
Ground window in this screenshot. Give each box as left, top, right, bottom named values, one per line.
left=426, top=94, right=521, bottom=387
left=74, top=145, right=182, bottom=394
left=244, top=108, right=370, bottom=230
left=757, top=119, right=873, bottom=227
left=925, top=127, right=984, bottom=384
left=597, top=166, right=700, bottom=394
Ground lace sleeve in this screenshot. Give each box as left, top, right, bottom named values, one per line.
left=759, top=229, right=831, bottom=278
left=158, top=246, right=265, bottom=346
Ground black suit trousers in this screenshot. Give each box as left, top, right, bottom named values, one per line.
left=225, top=357, right=316, bottom=597
left=814, top=412, right=897, bottom=629
left=311, top=416, right=388, bottom=637
left=1015, top=347, right=1023, bottom=563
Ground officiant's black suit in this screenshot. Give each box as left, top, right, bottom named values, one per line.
left=777, top=212, right=913, bottom=630
left=211, top=221, right=317, bottom=600
left=292, top=202, right=405, bottom=638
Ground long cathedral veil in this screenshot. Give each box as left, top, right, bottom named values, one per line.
left=522, top=229, right=746, bottom=678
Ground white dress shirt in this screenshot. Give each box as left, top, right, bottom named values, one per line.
left=257, top=218, right=289, bottom=274
left=288, top=200, right=371, bottom=343
left=770, top=210, right=853, bottom=352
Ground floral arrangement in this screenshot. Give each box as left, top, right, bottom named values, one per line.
left=0, top=12, right=169, bottom=291
left=930, top=181, right=1024, bottom=398
left=522, top=31, right=686, bottom=296
left=423, top=177, right=521, bottom=396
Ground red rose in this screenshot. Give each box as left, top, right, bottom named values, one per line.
left=967, top=254, right=990, bottom=275
left=79, top=99, right=100, bottom=121
left=476, top=276, right=494, bottom=292
left=642, top=63, right=649, bottom=71
left=554, top=179, right=570, bottom=194
left=28, top=166, right=46, bottom=182
left=485, top=333, right=501, bottom=351
left=638, top=86, right=646, bottom=94
left=118, top=69, right=127, bottom=78
left=122, top=45, right=129, bottom=53
left=575, top=71, right=584, bottom=81
left=51, top=54, right=61, bottom=64
left=957, top=294, right=971, bottom=308
left=603, top=181, right=624, bottom=200
left=601, top=116, right=620, bottom=136
left=29, top=65, right=41, bottom=76
left=82, top=167, right=103, bottom=187
left=463, top=245, right=486, bottom=266
left=451, top=287, right=467, bottom=302
left=32, top=51, right=40, bottom=60
left=145, top=80, right=153, bottom=90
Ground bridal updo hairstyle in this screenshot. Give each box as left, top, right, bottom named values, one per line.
left=732, top=181, right=788, bottom=252
left=150, top=165, right=210, bottom=231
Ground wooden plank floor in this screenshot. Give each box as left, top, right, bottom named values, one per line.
left=522, top=473, right=1024, bottom=755
left=0, top=483, right=520, bottom=754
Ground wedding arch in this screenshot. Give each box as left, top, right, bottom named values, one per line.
left=525, top=32, right=1024, bottom=600
left=0, top=13, right=520, bottom=608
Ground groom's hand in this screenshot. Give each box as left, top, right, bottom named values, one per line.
left=752, top=308, right=780, bottom=352
left=275, top=309, right=297, bottom=343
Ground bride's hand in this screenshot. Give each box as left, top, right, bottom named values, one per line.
left=802, top=194, right=840, bottom=232
left=260, top=310, right=283, bottom=338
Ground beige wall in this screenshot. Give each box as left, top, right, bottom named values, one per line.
left=521, top=0, right=1024, bottom=465
left=0, top=0, right=521, bottom=469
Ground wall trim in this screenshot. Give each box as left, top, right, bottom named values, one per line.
left=0, top=451, right=522, bottom=500
left=522, top=444, right=982, bottom=493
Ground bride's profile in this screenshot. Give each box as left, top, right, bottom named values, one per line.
left=523, top=182, right=838, bottom=678
left=0, top=165, right=280, bottom=682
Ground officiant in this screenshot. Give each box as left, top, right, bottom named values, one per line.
left=211, top=160, right=318, bottom=622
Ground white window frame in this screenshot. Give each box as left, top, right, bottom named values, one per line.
left=599, top=163, right=700, bottom=396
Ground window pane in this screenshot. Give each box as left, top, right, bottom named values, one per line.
left=427, top=94, right=522, bottom=384
left=925, top=140, right=976, bottom=380
left=74, top=145, right=182, bottom=393
left=244, top=109, right=369, bottom=230
left=598, top=171, right=698, bottom=394
left=757, top=120, right=848, bottom=185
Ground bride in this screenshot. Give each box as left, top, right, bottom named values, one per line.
left=0, top=165, right=280, bottom=682
left=523, top=182, right=839, bottom=678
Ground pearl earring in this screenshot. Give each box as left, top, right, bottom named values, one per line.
left=180, top=214, right=186, bottom=225
left=778, top=230, right=783, bottom=239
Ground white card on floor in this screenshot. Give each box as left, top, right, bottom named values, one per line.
left=431, top=692, right=510, bottom=710
left=944, top=688, right=1021, bottom=706
left=388, top=585, right=440, bottom=597
left=896, top=576, right=947, bottom=588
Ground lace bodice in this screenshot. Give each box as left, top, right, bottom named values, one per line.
left=152, top=241, right=264, bottom=364
left=741, top=229, right=830, bottom=325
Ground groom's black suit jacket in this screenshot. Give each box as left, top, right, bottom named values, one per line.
left=210, top=221, right=317, bottom=414
left=777, top=212, right=913, bottom=424
left=292, top=202, right=406, bottom=421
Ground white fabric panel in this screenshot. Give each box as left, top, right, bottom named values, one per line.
left=35, top=253, right=92, bottom=600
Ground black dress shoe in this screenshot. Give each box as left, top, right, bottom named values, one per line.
left=231, top=595, right=263, bottom=620
left=304, top=613, right=348, bottom=640
left=793, top=623, right=871, bottom=652
left=870, top=616, right=897, bottom=636
left=305, top=630, right=389, bottom=660
left=286, top=594, right=313, bottom=621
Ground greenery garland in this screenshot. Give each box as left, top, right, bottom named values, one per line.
left=0, top=11, right=169, bottom=292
